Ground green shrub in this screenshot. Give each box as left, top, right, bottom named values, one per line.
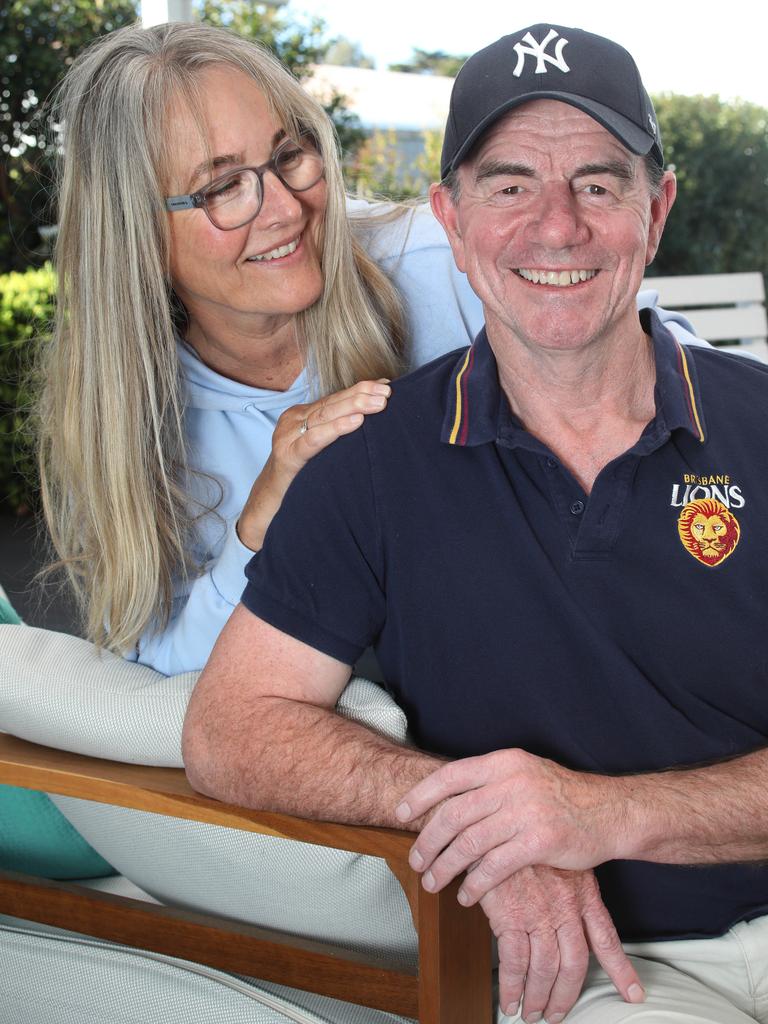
left=0, top=263, right=55, bottom=514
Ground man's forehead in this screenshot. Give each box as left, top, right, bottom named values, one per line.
left=475, top=99, right=632, bottom=156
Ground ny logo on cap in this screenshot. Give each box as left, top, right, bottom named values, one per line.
left=512, top=29, right=570, bottom=78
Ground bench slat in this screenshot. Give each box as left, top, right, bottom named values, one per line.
left=642, top=272, right=765, bottom=307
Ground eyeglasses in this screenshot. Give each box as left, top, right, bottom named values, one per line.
left=165, top=137, right=324, bottom=231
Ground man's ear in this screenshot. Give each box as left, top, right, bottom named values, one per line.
left=645, top=170, right=677, bottom=266
left=429, top=182, right=467, bottom=274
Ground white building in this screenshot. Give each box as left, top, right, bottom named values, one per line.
left=305, top=64, right=453, bottom=173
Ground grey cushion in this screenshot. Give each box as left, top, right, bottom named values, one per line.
left=0, top=625, right=417, bottom=964
left=0, top=912, right=413, bottom=1024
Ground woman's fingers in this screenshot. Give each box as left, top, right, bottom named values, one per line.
left=298, top=380, right=390, bottom=433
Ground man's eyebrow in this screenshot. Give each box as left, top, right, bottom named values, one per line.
left=473, top=160, right=535, bottom=184
left=572, top=160, right=635, bottom=182
left=185, top=130, right=287, bottom=192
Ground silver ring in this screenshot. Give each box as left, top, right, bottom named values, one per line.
left=298, top=418, right=309, bottom=436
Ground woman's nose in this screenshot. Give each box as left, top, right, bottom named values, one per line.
left=258, top=170, right=303, bottom=225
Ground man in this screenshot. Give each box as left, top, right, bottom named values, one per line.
left=183, top=24, right=768, bottom=1024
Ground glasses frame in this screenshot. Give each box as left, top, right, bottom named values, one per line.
left=164, top=136, right=324, bottom=231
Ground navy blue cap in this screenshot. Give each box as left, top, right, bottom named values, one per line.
left=441, top=24, right=662, bottom=177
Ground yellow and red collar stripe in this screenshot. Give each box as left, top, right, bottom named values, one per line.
left=675, top=342, right=705, bottom=443
left=448, top=347, right=475, bottom=445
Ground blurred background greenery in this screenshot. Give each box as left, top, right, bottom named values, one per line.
left=1, top=0, right=767, bottom=514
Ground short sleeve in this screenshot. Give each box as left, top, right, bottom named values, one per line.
left=241, top=427, right=386, bottom=666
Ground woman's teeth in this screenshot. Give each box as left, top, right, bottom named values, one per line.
left=248, top=237, right=300, bottom=262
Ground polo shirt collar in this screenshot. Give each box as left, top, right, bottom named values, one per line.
left=441, top=309, right=706, bottom=448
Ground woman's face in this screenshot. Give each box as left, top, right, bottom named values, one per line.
left=166, top=66, right=327, bottom=340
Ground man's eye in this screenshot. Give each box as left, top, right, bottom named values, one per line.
left=498, top=184, right=524, bottom=196
left=585, top=183, right=608, bottom=196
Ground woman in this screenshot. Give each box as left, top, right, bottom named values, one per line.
left=38, top=21, right=480, bottom=674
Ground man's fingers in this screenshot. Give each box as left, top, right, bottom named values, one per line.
left=520, top=928, right=559, bottom=1022
left=456, top=838, right=534, bottom=904
left=542, top=923, right=590, bottom=1023
left=584, top=902, right=645, bottom=1005
left=497, top=930, right=529, bottom=1018
left=407, top=789, right=500, bottom=880
left=396, top=754, right=494, bottom=822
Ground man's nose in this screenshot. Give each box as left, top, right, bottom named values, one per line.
left=525, top=186, right=589, bottom=249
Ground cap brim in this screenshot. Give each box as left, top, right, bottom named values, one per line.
left=446, top=92, right=661, bottom=174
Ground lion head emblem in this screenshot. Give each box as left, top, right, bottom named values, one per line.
left=677, top=498, right=740, bottom=567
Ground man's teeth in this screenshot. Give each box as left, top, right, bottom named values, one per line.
left=517, top=268, right=597, bottom=286
left=249, top=238, right=299, bottom=262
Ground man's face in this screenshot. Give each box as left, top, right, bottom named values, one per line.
left=431, top=100, right=676, bottom=356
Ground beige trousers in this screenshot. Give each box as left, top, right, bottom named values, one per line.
left=500, top=915, right=768, bottom=1023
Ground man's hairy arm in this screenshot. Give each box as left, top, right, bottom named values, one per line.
left=182, top=604, right=442, bottom=827
left=183, top=604, right=644, bottom=1019
left=398, top=745, right=768, bottom=905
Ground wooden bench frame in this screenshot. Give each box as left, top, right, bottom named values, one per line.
left=0, top=733, right=493, bottom=1024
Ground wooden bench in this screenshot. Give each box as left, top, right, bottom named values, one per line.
left=641, top=271, right=768, bottom=361
left=0, top=732, right=494, bottom=1024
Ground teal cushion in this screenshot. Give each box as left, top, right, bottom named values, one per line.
left=0, top=594, right=114, bottom=879
left=0, top=785, right=114, bottom=879
left=0, top=596, right=22, bottom=625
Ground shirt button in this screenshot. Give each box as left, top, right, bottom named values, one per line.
left=546, top=457, right=557, bottom=468
left=570, top=500, right=585, bottom=516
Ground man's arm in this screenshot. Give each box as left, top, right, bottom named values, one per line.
left=183, top=604, right=644, bottom=1021
left=397, top=745, right=768, bottom=905
left=182, top=604, right=442, bottom=826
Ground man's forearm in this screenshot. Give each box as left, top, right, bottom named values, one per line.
left=184, top=692, right=443, bottom=829
left=399, top=744, right=768, bottom=904
left=611, top=747, right=768, bottom=865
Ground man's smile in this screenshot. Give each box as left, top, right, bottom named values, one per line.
left=515, top=268, right=598, bottom=286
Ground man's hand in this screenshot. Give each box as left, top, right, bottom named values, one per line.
left=483, top=867, right=644, bottom=1023
left=396, top=748, right=629, bottom=904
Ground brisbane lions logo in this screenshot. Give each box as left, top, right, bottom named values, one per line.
left=677, top=498, right=740, bottom=567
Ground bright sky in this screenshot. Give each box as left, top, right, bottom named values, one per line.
left=296, top=2, right=768, bottom=106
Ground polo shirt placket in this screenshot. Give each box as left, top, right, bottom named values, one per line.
left=442, top=311, right=707, bottom=561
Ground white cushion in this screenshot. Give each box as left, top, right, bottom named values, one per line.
left=0, top=625, right=417, bottom=963
left=0, top=626, right=408, bottom=765
left=0, top=912, right=413, bottom=1024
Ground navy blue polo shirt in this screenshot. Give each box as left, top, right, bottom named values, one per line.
left=243, top=310, right=768, bottom=941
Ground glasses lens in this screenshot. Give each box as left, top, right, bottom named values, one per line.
left=275, top=141, right=324, bottom=192
left=204, top=169, right=261, bottom=230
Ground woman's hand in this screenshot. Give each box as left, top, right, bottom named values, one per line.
left=237, top=379, right=391, bottom=551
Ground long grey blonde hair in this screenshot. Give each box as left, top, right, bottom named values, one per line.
left=38, top=22, right=406, bottom=652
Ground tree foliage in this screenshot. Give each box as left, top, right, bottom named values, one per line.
left=324, top=36, right=374, bottom=69
left=196, top=0, right=326, bottom=78
left=388, top=48, right=466, bottom=77
left=347, top=128, right=441, bottom=200
left=649, top=94, right=768, bottom=282
left=0, top=0, right=137, bottom=273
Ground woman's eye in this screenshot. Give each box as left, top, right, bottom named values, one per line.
left=206, top=176, right=242, bottom=203
left=277, top=147, right=303, bottom=170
